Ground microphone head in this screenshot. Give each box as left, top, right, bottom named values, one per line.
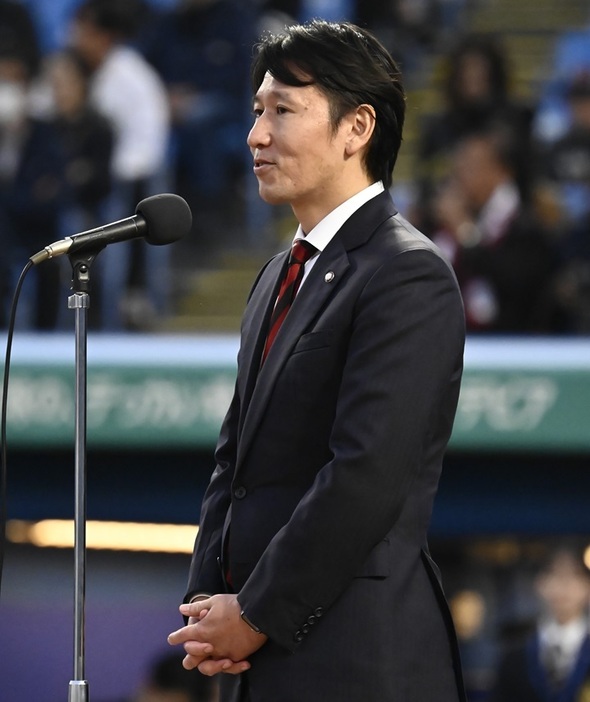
left=135, top=193, right=192, bottom=245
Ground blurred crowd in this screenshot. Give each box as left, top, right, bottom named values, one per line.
left=447, top=540, right=590, bottom=702
left=0, top=0, right=590, bottom=333
left=413, top=29, right=590, bottom=337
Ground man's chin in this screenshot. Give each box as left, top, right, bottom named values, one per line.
left=257, top=188, right=289, bottom=206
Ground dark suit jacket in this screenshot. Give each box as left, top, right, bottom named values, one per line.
left=186, top=191, right=466, bottom=702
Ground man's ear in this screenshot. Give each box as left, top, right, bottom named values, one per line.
left=345, top=104, right=376, bottom=156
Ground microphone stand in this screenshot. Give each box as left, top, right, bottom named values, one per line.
left=66, top=247, right=103, bottom=702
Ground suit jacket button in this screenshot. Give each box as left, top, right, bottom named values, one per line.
left=313, top=607, right=324, bottom=617
left=307, top=615, right=316, bottom=625
left=234, top=486, right=247, bottom=499
left=294, top=630, right=304, bottom=642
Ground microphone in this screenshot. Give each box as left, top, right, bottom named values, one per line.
left=30, top=193, right=192, bottom=265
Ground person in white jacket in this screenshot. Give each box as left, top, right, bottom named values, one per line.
left=70, top=0, right=171, bottom=330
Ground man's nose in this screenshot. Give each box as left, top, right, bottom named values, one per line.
left=247, top=116, right=271, bottom=150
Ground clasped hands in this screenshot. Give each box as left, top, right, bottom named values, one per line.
left=167, top=593, right=268, bottom=676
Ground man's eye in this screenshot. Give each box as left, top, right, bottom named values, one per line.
left=276, top=105, right=289, bottom=114
left=253, top=108, right=263, bottom=118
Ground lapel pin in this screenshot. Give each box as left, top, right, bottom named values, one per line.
left=324, top=271, right=335, bottom=283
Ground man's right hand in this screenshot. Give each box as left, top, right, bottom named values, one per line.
left=168, top=603, right=253, bottom=675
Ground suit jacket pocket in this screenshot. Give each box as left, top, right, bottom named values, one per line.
left=291, top=330, right=333, bottom=355
left=354, top=538, right=390, bottom=579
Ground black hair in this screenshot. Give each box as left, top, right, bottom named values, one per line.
left=251, top=20, right=406, bottom=189
left=445, top=33, right=509, bottom=108
left=74, top=0, right=145, bottom=40
left=0, top=0, right=41, bottom=79
left=537, top=540, right=590, bottom=579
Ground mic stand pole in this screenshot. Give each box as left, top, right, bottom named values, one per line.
left=66, top=248, right=103, bottom=702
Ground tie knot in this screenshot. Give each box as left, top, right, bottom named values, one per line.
left=290, top=239, right=317, bottom=265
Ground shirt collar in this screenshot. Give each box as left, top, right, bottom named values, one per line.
left=293, top=181, right=385, bottom=252
left=540, top=616, right=589, bottom=657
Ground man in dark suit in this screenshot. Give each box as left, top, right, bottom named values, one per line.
left=168, top=20, right=466, bottom=702
left=492, top=544, right=590, bottom=702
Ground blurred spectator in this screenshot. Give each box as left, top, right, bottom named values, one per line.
left=432, top=126, right=557, bottom=333
left=47, top=48, right=114, bottom=234
left=417, top=33, right=533, bottom=232
left=0, top=0, right=41, bottom=78
left=534, top=25, right=590, bottom=145
left=0, top=44, right=67, bottom=329
left=537, top=71, right=590, bottom=334
left=129, top=651, right=219, bottom=702
left=70, top=0, right=171, bottom=330
left=43, top=47, right=115, bottom=328
left=450, top=588, right=497, bottom=701
left=550, top=214, right=590, bottom=335
left=355, top=0, right=440, bottom=75
left=138, top=0, right=257, bottom=247
left=543, top=71, right=590, bottom=227
left=492, top=544, right=590, bottom=702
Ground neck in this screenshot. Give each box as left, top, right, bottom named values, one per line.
left=293, top=176, right=373, bottom=233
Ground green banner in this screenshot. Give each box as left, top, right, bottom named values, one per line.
left=452, top=369, right=590, bottom=452
left=6, top=365, right=236, bottom=448
left=3, top=335, right=590, bottom=453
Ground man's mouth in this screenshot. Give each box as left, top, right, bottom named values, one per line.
left=253, top=158, right=275, bottom=174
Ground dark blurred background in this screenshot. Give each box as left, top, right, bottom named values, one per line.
left=1, top=1, right=590, bottom=700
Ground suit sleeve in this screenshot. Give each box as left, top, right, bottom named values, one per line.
left=238, top=247, right=465, bottom=650
left=185, top=256, right=279, bottom=600
left=185, top=382, right=239, bottom=599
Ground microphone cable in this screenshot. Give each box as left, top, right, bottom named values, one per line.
left=0, top=259, right=34, bottom=601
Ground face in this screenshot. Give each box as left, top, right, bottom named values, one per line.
left=536, top=553, right=590, bottom=625
left=48, top=55, right=86, bottom=116
left=69, top=19, right=108, bottom=69
left=452, top=137, right=503, bottom=208
left=457, top=52, right=492, bottom=102
left=247, top=72, right=353, bottom=230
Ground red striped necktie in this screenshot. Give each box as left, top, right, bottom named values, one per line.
left=262, top=239, right=317, bottom=363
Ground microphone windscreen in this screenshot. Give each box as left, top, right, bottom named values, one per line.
left=135, top=193, right=192, bottom=245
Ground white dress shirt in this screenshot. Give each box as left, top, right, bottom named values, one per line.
left=539, top=615, right=589, bottom=682
left=294, top=181, right=385, bottom=288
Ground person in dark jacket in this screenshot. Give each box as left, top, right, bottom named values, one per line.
left=492, top=544, right=590, bottom=702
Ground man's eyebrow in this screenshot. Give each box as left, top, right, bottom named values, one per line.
left=252, top=88, right=298, bottom=105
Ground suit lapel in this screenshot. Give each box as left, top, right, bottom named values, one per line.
left=236, top=251, right=288, bottom=436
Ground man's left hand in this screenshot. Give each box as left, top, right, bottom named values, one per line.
left=168, top=594, right=268, bottom=675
